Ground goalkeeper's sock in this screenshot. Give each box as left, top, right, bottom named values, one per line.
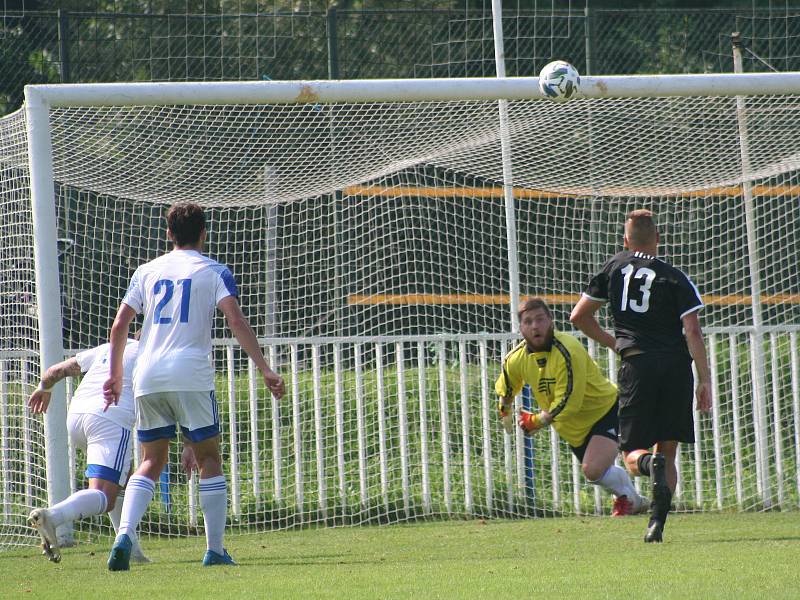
left=48, top=489, right=108, bottom=526
left=590, top=465, right=637, bottom=499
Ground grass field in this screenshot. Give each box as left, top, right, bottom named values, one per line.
left=1, top=513, right=798, bottom=599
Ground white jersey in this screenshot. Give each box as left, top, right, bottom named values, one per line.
left=122, top=249, right=238, bottom=396
left=69, top=339, right=138, bottom=430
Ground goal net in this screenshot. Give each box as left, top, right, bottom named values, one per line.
left=1, top=77, right=799, bottom=550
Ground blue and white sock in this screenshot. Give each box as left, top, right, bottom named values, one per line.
left=117, top=475, right=155, bottom=540
left=108, top=490, right=143, bottom=555
left=199, top=476, right=227, bottom=555
left=48, top=489, right=107, bottom=527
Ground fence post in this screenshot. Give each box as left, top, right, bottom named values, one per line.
left=327, top=7, right=340, bottom=80
left=57, top=10, right=70, bottom=83
left=584, top=1, right=593, bottom=75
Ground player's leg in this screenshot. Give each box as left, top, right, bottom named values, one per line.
left=580, top=399, right=648, bottom=516
left=105, top=461, right=150, bottom=563
left=644, top=356, right=694, bottom=543
left=109, top=393, right=174, bottom=571
left=29, top=414, right=128, bottom=562
left=653, top=354, right=694, bottom=495
left=641, top=439, right=678, bottom=543
left=580, top=436, right=647, bottom=516
left=108, top=438, right=169, bottom=570
left=178, top=390, right=234, bottom=566
left=623, top=448, right=651, bottom=476
left=582, top=436, right=638, bottom=513
left=654, top=440, right=679, bottom=493
left=192, top=434, right=234, bottom=565
left=29, top=413, right=85, bottom=562
left=617, top=354, right=670, bottom=540
left=617, top=355, right=659, bottom=479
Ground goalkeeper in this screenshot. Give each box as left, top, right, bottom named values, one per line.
left=496, top=298, right=646, bottom=516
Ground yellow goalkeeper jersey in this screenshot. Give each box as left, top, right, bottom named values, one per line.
left=495, top=330, right=617, bottom=447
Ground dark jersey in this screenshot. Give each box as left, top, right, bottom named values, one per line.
left=584, top=250, right=703, bottom=355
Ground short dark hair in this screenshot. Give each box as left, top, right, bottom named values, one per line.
left=166, top=202, right=206, bottom=246
left=518, top=297, right=552, bottom=320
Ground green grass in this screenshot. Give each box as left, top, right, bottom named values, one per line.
left=2, top=513, right=798, bottom=599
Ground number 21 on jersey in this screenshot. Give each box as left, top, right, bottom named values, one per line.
left=620, top=265, right=655, bottom=313
left=153, top=278, right=192, bottom=324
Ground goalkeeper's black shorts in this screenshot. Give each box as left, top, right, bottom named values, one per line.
left=617, top=352, right=695, bottom=451
left=569, top=400, right=620, bottom=462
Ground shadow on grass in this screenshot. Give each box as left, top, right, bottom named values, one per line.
left=167, top=552, right=366, bottom=566
left=702, top=535, right=800, bottom=544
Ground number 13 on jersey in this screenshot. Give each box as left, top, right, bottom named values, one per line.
left=620, top=265, right=655, bottom=313
left=153, top=278, right=192, bottom=324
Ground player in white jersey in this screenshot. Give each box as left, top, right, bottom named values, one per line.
left=104, top=201, right=285, bottom=570
left=27, top=339, right=148, bottom=564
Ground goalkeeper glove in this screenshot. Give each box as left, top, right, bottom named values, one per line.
left=518, top=410, right=549, bottom=433
left=497, top=396, right=514, bottom=434
left=497, top=396, right=511, bottom=418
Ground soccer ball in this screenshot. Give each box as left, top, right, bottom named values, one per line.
left=538, top=60, right=581, bottom=102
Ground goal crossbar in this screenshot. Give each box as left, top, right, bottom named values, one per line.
left=23, top=72, right=800, bottom=107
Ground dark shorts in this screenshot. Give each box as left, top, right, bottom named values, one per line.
left=569, top=400, right=620, bottom=462
left=617, top=352, right=695, bottom=451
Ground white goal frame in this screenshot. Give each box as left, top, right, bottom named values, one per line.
left=23, top=71, right=800, bottom=526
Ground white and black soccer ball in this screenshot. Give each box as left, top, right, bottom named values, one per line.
left=538, top=60, right=581, bottom=102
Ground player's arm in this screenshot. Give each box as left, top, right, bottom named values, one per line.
left=682, top=310, right=712, bottom=413
left=181, top=441, right=198, bottom=475
left=218, top=296, right=285, bottom=399
left=494, top=353, right=525, bottom=433
left=569, top=296, right=616, bottom=351
left=28, top=357, right=82, bottom=414
left=103, top=302, right=137, bottom=409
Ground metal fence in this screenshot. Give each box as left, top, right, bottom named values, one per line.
left=3, top=326, right=798, bottom=548
left=3, top=7, right=800, bottom=115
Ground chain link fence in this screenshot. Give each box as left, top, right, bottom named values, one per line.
left=2, top=7, right=800, bottom=115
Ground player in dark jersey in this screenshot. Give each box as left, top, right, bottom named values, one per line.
left=570, top=209, right=712, bottom=543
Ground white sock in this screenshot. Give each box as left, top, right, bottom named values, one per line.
left=117, top=475, right=155, bottom=540
left=199, top=476, right=227, bottom=554
left=48, top=489, right=107, bottom=527
left=109, top=490, right=143, bottom=555
left=590, top=465, right=637, bottom=498
left=108, top=490, right=123, bottom=534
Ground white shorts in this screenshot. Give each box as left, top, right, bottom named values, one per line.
left=136, top=390, right=220, bottom=443
left=67, top=412, right=133, bottom=486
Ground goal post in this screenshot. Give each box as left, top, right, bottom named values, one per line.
left=3, top=72, right=800, bottom=549
left=24, top=87, right=72, bottom=545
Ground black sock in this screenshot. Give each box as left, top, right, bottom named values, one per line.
left=650, top=485, right=672, bottom=524
left=637, top=453, right=653, bottom=477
